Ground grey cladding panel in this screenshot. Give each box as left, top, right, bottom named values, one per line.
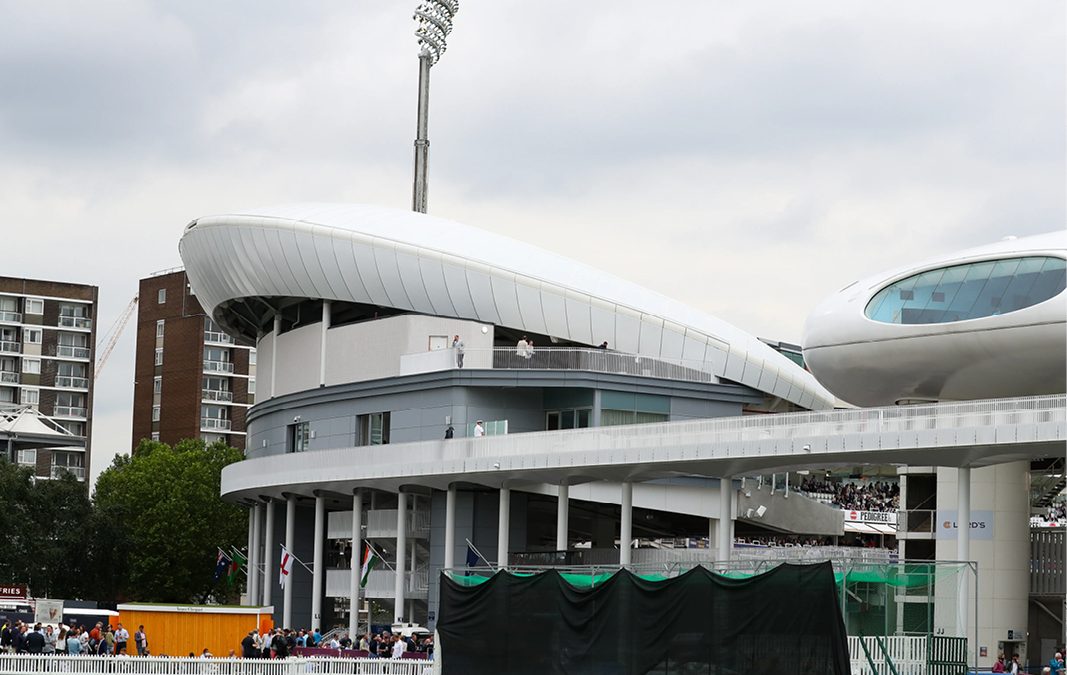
left=465, top=269, right=501, bottom=324
left=373, top=246, right=413, bottom=309
left=395, top=250, right=435, bottom=315
left=441, top=263, right=477, bottom=319
left=490, top=274, right=523, bottom=329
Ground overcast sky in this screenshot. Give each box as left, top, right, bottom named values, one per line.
left=1, top=1, right=1062, bottom=486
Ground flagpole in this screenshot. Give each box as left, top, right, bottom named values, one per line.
left=465, top=538, right=493, bottom=570
left=365, top=541, right=396, bottom=572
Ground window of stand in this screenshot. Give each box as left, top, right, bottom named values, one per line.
left=546, top=409, right=591, bottom=431
left=358, top=412, right=390, bottom=445
left=288, top=421, right=310, bottom=453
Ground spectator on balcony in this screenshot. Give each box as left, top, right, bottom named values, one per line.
left=597, top=341, right=608, bottom=349
left=444, top=425, right=454, bottom=439
left=515, top=336, right=529, bottom=366
left=452, top=335, right=465, bottom=368
left=474, top=420, right=485, bottom=438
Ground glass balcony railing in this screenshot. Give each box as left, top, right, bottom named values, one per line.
left=203, top=360, right=235, bottom=373
left=56, top=345, right=91, bottom=359
left=202, top=389, right=233, bottom=402
left=0, top=341, right=21, bottom=354
left=0, top=371, right=19, bottom=384
left=53, top=406, right=87, bottom=418
left=204, top=331, right=234, bottom=345
left=57, top=316, right=92, bottom=329
left=55, top=375, right=89, bottom=389
left=51, top=465, right=86, bottom=480
left=201, top=417, right=232, bottom=431
left=0, top=311, right=21, bottom=323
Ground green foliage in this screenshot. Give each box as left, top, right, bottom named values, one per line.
left=92, top=438, right=246, bottom=603
left=0, top=460, right=92, bottom=598
left=0, top=438, right=246, bottom=604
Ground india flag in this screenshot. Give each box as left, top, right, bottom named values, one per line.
left=359, top=545, right=380, bottom=588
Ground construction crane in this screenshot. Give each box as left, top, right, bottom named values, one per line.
left=95, top=295, right=138, bottom=380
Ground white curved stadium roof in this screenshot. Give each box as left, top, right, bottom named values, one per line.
left=178, top=203, right=834, bottom=410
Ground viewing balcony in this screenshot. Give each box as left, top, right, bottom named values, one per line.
left=204, top=330, right=234, bottom=345
left=0, top=371, right=19, bottom=384
left=53, top=406, right=87, bottom=418
left=201, top=417, right=232, bottom=431
left=325, top=568, right=428, bottom=600
left=57, top=316, right=92, bottom=329
left=399, top=346, right=717, bottom=384
left=203, top=360, right=235, bottom=373
left=202, top=389, right=233, bottom=402
left=0, top=311, right=21, bottom=323
left=56, top=345, right=91, bottom=359
left=51, top=465, right=86, bottom=481
left=55, top=375, right=89, bottom=389
left=0, top=341, right=21, bottom=354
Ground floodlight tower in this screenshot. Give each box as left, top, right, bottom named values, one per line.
left=411, top=0, right=459, bottom=213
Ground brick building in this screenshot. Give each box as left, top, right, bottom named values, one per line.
left=0, top=276, right=98, bottom=481
left=131, top=269, right=255, bottom=450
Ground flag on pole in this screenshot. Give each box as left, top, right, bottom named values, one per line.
left=359, top=545, right=380, bottom=588
left=214, top=549, right=232, bottom=582
left=228, top=548, right=247, bottom=588
left=465, top=543, right=481, bottom=569
left=279, top=545, right=295, bottom=589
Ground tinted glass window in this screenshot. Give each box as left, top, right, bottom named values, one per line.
left=865, top=256, right=1065, bottom=324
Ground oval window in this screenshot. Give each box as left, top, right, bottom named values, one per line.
left=864, top=256, right=1066, bottom=324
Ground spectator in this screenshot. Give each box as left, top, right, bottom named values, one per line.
left=392, top=635, right=406, bottom=658
left=134, top=625, right=148, bottom=656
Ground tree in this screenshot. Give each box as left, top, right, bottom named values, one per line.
left=0, top=459, right=92, bottom=599
left=91, top=438, right=246, bottom=603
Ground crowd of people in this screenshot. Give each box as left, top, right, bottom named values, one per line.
left=799, top=478, right=900, bottom=512
left=1037, top=502, right=1066, bottom=524
left=240, top=627, right=433, bottom=659
left=735, top=534, right=895, bottom=549
left=0, top=620, right=147, bottom=656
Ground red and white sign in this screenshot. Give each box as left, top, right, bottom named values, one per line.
left=0, top=584, right=27, bottom=599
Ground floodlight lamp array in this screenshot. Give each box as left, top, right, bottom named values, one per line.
left=414, top=0, right=459, bottom=66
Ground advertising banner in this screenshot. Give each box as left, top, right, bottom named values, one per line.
left=35, top=599, right=64, bottom=624
left=935, top=510, right=994, bottom=540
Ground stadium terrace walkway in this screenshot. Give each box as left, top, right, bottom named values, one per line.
left=222, top=395, right=1066, bottom=500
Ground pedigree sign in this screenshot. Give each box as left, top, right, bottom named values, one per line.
left=935, top=510, right=994, bottom=540
left=844, top=510, right=898, bottom=525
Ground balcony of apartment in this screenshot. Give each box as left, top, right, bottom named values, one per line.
left=203, top=330, right=235, bottom=346
left=55, top=345, right=91, bottom=359
left=0, top=341, right=21, bottom=354
left=57, top=316, right=92, bottom=330
left=0, top=311, right=21, bottom=324
left=54, top=375, right=90, bottom=389
left=53, top=406, right=87, bottom=418
left=201, top=417, right=232, bottom=431
left=0, top=371, right=19, bottom=385
left=398, top=346, right=717, bottom=384
left=203, top=360, right=235, bottom=374
left=202, top=388, right=234, bottom=403
left=51, top=465, right=86, bottom=481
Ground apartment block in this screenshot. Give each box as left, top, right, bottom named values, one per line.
left=0, top=276, right=98, bottom=481
left=131, top=270, right=255, bottom=450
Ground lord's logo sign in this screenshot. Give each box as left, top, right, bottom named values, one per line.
left=936, top=510, right=994, bottom=540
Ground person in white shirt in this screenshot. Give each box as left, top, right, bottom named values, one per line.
left=473, top=420, right=485, bottom=437
left=391, top=637, right=405, bottom=659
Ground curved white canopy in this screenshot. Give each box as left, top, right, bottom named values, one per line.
left=179, top=203, right=834, bottom=410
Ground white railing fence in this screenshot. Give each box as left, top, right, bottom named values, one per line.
left=847, top=635, right=927, bottom=675
left=0, top=655, right=432, bottom=675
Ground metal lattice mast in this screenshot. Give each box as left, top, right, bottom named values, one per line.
left=412, top=0, right=459, bottom=213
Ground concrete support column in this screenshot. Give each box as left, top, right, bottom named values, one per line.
left=246, top=507, right=255, bottom=602
left=283, top=496, right=296, bottom=629
left=620, top=482, right=633, bottom=566
left=349, top=488, right=363, bottom=640
left=956, top=466, right=971, bottom=637
left=319, top=301, right=331, bottom=386
left=270, top=315, right=280, bottom=398
left=394, top=491, right=408, bottom=623
left=443, top=485, right=457, bottom=570
left=498, top=487, right=511, bottom=567
left=718, top=476, right=733, bottom=563
left=250, top=503, right=262, bottom=603
left=591, top=390, right=602, bottom=427
left=312, top=494, right=325, bottom=631
left=263, top=499, right=275, bottom=606
left=556, top=484, right=569, bottom=551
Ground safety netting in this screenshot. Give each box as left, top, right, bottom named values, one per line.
left=438, top=560, right=851, bottom=674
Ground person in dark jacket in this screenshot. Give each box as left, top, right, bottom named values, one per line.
left=25, top=624, right=45, bottom=654
left=240, top=630, right=257, bottom=658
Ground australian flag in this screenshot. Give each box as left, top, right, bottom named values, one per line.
left=214, top=549, right=232, bottom=582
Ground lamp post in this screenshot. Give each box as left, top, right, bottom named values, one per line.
left=412, top=0, right=459, bottom=213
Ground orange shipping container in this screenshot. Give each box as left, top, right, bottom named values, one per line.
left=116, top=604, right=273, bottom=658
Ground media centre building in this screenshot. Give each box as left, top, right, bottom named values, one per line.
left=178, top=204, right=1065, bottom=667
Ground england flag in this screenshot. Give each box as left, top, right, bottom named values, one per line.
left=279, top=545, right=295, bottom=589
